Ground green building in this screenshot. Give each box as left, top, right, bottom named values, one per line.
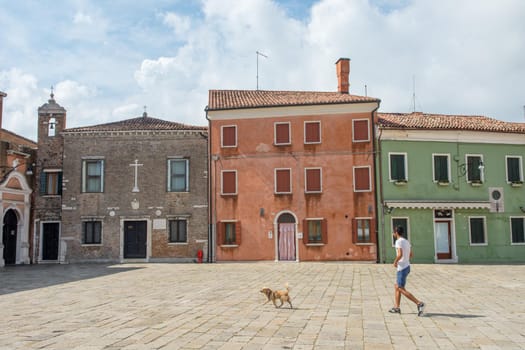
left=376, top=112, right=525, bottom=263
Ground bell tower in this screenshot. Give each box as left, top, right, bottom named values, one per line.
left=37, top=88, right=66, bottom=169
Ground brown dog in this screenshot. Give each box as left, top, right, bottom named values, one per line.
left=260, top=284, right=293, bottom=308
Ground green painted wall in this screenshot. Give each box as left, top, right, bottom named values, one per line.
left=377, top=138, right=525, bottom=264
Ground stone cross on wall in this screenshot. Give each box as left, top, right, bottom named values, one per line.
left=130, top=159, right=143, bottom=192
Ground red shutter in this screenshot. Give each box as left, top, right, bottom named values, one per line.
left=354, top=167, right=370, bottom=191
left=222, top=171, right=237, bottom=195
left=305, top=122, right=320, bottom=143
left=275, top=123, right=290, bottom=144
left=217, top=221, right=224, bottom=245
left=222, top=126, right=236, bottom=147
left=352, top=219, right=357, bottom=243
left=276, top=169, right=291, bottom=193
left=303, top=219, right=309, bottom=245
left=306, top=168, right=321, bottom=192
left=369, top=219, right=376, bottom=243
left=353, top=120, right=369, bottom=142
left=321, top=219, right=328, bottom=244
left=235, top=221, right=242, bottom=245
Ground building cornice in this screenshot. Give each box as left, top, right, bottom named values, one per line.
left=379, top=129, right=525, bottom=145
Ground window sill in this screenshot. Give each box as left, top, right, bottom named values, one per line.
left=304, top=141, right=321, bottom=145
left=394, top=180, right=407, bottom=186
left=221, top=193, right=238, bottom=197
left=220, top=244, right=239, bottom=248
left=275, top=192, right=292, bottom=195
left=168, top=242, right=188, bottom=245
left=42, top=194, right=62, bottom=197
left=437, top=181, right=450, bottom=186
left=510, top=182, right=523, bottom=188
left=81, top=244, right=102, bottom=247
left=470, top=182, right=483, bottom=187
left=355, top=242, right=374, bottom=246
left=306, top=243, right=324, bottom=247
left=274, top=143, right=291, bottom=147
left=304, top=191, right=322, bottom=194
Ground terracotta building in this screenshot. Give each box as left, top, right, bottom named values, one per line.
left=0, top=91, right=37, bottom=266
left=33, top=94, right=209, bottom=263
left=206, top=58, right=381, bottom=262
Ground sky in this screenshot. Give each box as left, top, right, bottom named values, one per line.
left=1, top=0, right=524, bottom=141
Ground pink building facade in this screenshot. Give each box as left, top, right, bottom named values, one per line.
left=207, top=59, right=381, bottom=262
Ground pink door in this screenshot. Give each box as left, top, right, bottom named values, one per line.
left=278, top=223, right=296, bottom=261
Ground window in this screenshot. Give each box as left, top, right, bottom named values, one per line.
left=275, top=168, right=292, bottom=194
left=83, top=221, right=102, bottom=244
left=466, top=155, right=483, bottom=183
left=353, top=218, right=372, bottom=243
left=303, top=219, right=327, bottom=244
left=82, top=159, right=104, bottom=193
left=168, top=159, right=189, bottom=192
left=304, top=121, right=321, bottom=144
left=221, top=170, right=237, bottom=195
left=48, top=117, right=57, bottom=137
left=39, top=171, right=62, bottom=195
left=305, top=168, right=322, bottom=193
left=169, top=219, right=187, bottom=243
left=389, top=153, right=407, bottom=181
left=433, top=154, right=450, bottom=182
left=391, top=217, right=409, bottom=246
left=506, top=156, right=523, bottom=183
left=217, top=221, right=241, bottom=246
left=510, top=217, right=525, bottom=244
left=469, top=217, right=486, bottom=245
left=352, top=119, right=370, bottom=142
left=221, top=125, right=237, bottom=147
left=354, top=166, right=371, bottom=192
left=274, top=122, right=291, bottom=145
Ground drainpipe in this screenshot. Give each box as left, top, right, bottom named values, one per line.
left=370, top=101, right=381, bottom=263
left=204, top=106, right=214, bottom=263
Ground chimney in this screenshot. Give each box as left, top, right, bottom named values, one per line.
left=336, top=58, right=350, bottom=94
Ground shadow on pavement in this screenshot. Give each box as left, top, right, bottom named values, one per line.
left=422, top=312, right=484, bottom=318
left=0, top=264, right=142, bottom=296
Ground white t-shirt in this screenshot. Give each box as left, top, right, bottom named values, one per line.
left=395, top=237, right=411, bottom=271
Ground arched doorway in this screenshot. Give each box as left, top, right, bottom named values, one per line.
left=2, top=209, right=18, bottom=265
left=277, top=213, right=296, bottom=261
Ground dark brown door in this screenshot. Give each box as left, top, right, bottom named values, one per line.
left=124, top=221, right=147, bottom=258
left=2, top=210, right=18, bottom=264
left=42, top=222, right=60, bottom=260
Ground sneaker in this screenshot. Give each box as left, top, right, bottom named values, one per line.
left=417, top=302, right=425, bottom=316
left=388, top=307, right=401, bottom=314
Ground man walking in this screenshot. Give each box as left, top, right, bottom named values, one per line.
left=389, top=226, right=425, bottom=316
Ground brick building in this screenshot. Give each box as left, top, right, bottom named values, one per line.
left=206, top=58, right=381, bottom=262
left=0, top=91, right=37, bottom=266
left=34, top=95, right=209, bottom=263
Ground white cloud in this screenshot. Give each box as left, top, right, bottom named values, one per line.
left=163, top=12, right=192, bottom=38
left=73, top=12, right=93, bottom=25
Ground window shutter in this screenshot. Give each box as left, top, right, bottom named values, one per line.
left=235, top=221, right=242, bottom=245
left=391, top=155, right=405, bottom=180
left=507, top=158, right=520, bottom=182
left=57, top=172, right=63, bottom=195
left=39, top=171, right=47, bottom=194
left=302, top=219, right=309, bottom=244
left=222, top=126, right=236, bottom=147
left=275, top=123, right=290, bottom=144
left=305, top=122, right=320, bottom=143
left=353, top=120, right=369, bottom=142
left=306, top=169, right=321, bottom=192
left=276, top=169, right=291, bottom=193
left=217, top=222, right=224, bottom=245
left=321, top=219, right=328, bottom=244
left=222, top=171, right=237, bottom=195
left=354, top=167, right=370, bottom=191
left=352, top=218, right=357, bottom=243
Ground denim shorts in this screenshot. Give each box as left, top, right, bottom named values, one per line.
left=396, top=265, right=411, bottom=288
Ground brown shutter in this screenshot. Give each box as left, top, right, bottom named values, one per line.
left=217, top=221, right=224, bottom=245
left=353, top=120, right=369, bottom=142
left=354, top=167, right=370, bottom=191
left=222, top=171, right=237, bottom=194
left=305, top=122, right=320, bottom=143
left=275, top=123, right=290, bottom=144
left=222, top=126, right=236, bottom=147
left=321, top=219, right=328, bottom=244
left=235, top=221, right=242, bottom=245
left=369, top=219, right=376, bottom=243
left=306, top=168, right=321, bottom=192
left=303, top=219, right=309, bottom=245
left=352, top=219, right=357, bottom=243
left=276, top=169, right=291, bottom=193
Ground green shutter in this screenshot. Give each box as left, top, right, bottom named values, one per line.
left=39, top=171, right=47, bottom=194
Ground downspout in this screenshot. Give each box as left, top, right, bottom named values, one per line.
left=377, top=126, right=386, bottom=263
left=204, top=106, right=214, bottom=263
left=370, top=101, right=381, bottom=263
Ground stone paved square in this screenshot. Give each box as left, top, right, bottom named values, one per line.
left=1, top=263, right=524, bottom=349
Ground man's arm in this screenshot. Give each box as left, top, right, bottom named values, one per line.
left=393, top=247, right=402, bottom=267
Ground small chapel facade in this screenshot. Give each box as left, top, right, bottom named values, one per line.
left=33, top=95, right=209, bottom=263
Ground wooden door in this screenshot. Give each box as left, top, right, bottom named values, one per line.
left=124, top=221, right=147, bottom=258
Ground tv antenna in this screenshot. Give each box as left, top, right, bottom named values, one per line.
left=412, top=75, right=416, bottom=112
left=256, top=51, right=268, bottom=90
